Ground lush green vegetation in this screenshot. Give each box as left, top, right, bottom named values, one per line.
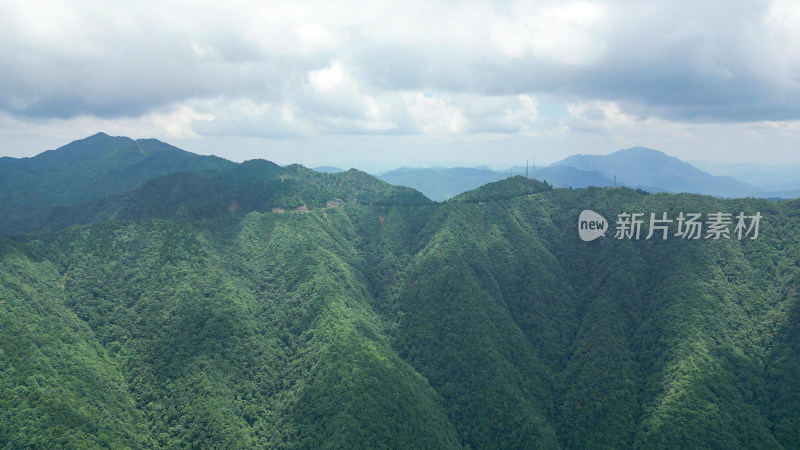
left=2, top=138, right=800, bottom=448
left=0, top=133, right=234, bottom=234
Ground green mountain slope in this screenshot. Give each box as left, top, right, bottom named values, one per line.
left=27, top=210, right=456, bottom=448
left=0, top=132, right=234, bottom=233
left=0, top=243, right=153, bottom=448
left=2, top=159, right=431, bottom=235
left=2, top=137, right=800, bottom=448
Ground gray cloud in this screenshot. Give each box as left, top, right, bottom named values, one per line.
left=346, top=1, right=800, bottom=122
left=1, top=0, right=799, bottom=145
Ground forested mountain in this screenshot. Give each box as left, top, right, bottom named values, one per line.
left=2, top=136, right=800, bottom=448
left=0, top=158, right=429, bottom=235
left=312, top=166, right=345, bottom=174
left=0, top=132, right=234, bottom=232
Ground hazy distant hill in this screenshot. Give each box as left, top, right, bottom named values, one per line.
left=689, top=160, right=800, bottom=198
left=531, top=165, right=614, bottom=189
left=378, top=166, right=510, bottom=201
left=312, top=166, right=345, bottom=173
left=501, top=165, right=616, bottom=189
left=553, top=147, right=759, bottom=197
left=377, top=148, right=799, bottom=200
left=378, top=165, right=614, bottom=201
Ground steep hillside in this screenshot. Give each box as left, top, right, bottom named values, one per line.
left=1, top=159, right=430, bottom=235
left=0, top=133, right=234, bottom=232
left=2, top=141, right=800, bottom=448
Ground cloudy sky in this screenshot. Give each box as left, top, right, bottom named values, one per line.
left=1, top=0, right=799, bottom=171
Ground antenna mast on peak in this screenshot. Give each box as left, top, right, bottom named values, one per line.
left=525, top=160, right=529, bottom=178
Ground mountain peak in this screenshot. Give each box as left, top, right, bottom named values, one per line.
left=616, top=146, right=666, bottom=155
left=452, top=175, right=550, bottom=203
left=620, top=146, right=658, bottom=151
left=75, top=133, right=177, bottom=151
left=558, top=147, right=672, bottom=164
left=80, top=131, right=129, bottom=145
left=0, top=134, right=235, bottom=231
left=552, top=146, right=758, bottom=197
left=56, top=132, right=133, bottom=154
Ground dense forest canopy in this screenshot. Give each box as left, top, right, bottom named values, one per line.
left=1, top=135, right=799, bottom=448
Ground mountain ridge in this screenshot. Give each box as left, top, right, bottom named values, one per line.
left=0, top=132, right=236, bottom=233
left=2, top=135, right=800, bottom=448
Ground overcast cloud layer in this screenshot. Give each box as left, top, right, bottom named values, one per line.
left=1, top=0, right=799, bottom=169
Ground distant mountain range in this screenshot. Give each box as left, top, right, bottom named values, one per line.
left=552, top=147, right=759, bottom=197
left=5, top=135, right=798, bottom=213
left=689, top=160, right=800, bottom=193
left=531, top=165, right=614, bottom=189
left=377, top=165, right=617, bottom=201
left=373, top=147, right=800, bottom=201
left=378, top=167, right=511, bottom=201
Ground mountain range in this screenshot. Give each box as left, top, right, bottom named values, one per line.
left=375, top=147, right=800, bottom=201
left=689, top=160, right=800, bottom=194
left=1, top=134, right=799, bottom=448
left=553, top=147, right=759, bottom=197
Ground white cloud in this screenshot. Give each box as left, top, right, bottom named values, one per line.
left=0, top=104, right=212, bottom=141
left=567, top=100, right=640, bottom=129
left=308, top=62, right=352, bottom=93
left=497, top=1, right=608, bottom=65
left=402, top=93, right=467, bottom=135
